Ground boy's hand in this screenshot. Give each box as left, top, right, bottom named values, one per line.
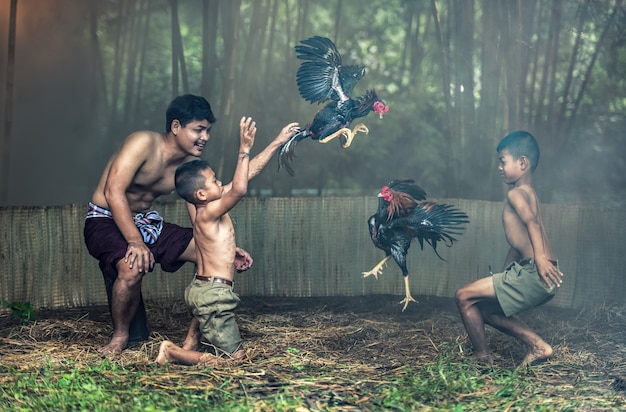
left=536, top=257, right=563, bottom=289
left=235, top=247, right=253, bottom=272
left=275, top=122, right=300, bottom=145
left=240, top=117, right=257, bottom=152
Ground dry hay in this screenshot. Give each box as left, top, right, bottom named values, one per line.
left=1, top=295, right=625, bottom=408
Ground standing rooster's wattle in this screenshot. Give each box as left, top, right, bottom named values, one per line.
left=278, top=36, right=389, bottom=175
left=363, top=180, right=469, bottom=311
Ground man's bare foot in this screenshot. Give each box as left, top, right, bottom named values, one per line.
left=520, top=342, right=553, bottom=367
left=156, top=340, right=174, bottom=364
left=97, top=335, right=128, bottom=355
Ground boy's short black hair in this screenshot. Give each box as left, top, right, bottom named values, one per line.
left=175, top=159, right=212, bottom=203
left=497, top=130, right=540, bottom=172
left=166, top=94, right=216, bottom=132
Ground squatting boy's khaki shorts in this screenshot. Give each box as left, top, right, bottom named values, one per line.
left=492, top=259, right=559, bottom=317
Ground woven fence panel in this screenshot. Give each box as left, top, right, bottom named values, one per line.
left=0, top=199, right=623, bottom=310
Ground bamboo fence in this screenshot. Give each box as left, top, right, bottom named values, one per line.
left=0, top=198, right=623, bottom=310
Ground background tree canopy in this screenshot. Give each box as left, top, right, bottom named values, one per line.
left=0, top=0, right=624, bottom=206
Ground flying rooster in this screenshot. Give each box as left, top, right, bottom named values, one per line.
left=278, top=36, right=389, bottom=175
left=363, top=180, right=469, bottom=311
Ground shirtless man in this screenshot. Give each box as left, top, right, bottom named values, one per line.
left=455, top=130, right=564, bottom=367
left=84, top=94, right=297, bottom=355
left=156, top=116, right=284, bottom=366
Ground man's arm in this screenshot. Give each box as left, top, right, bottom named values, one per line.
left=104, top=132, right=155, bottom=273
left=185, top=201, right=197, bottom=225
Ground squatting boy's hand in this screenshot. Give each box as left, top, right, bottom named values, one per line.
left=536, top=257, right=563, bottom=289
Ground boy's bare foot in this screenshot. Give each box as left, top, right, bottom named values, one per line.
left=156, top=340, right=174, bottom=364
left=520, top=341, right=553, bottom=367
left=474, top=353, right=494, bottom=366
left=198, top=349, right=245, bottom=367
left=97, top=335, right=128, bottom=355
left=182, top=336, right=200, bottom=351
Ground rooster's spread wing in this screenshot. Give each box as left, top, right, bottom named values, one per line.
left=295, top=36, right=364, bottom=104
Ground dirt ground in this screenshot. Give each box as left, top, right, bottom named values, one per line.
left=1, top=295, right=625, bottom=409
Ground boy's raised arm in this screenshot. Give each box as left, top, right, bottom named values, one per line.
left=208, top=117, right=256, bottom=218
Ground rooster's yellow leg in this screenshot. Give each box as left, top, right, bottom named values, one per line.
left=362, top=256, right=390, bottom=279
left=319, top=128, right=351, bottom=144
left=399, top=276, right=418, bottom=312
left=342, top=123, right=369, bottom=148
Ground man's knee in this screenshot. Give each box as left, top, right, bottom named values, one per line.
left=115, top=264, right=144, bottom=286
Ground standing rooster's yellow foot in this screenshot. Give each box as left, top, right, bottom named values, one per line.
left=399, top=294, right=418, bottom=312
left=400, top=276, right=418, bottom=311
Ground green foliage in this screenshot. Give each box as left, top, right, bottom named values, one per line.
left=1, top=353, right=618, bottom=411
left=1, top=300, right=35, bottom=325
left=11, top=0, right=624, bottom=205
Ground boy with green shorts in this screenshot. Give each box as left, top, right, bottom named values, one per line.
left=455, top=131, right=564, bottom=367
left=156, top=117, right=299, bottom=365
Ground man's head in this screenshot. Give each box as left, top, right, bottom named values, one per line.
left=496, top=130, right=540, bottom=173
left=175, top=159, right=214, bottom=204
left=166, top=94, right=216, bottom=133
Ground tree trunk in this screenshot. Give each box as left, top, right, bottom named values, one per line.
left=564, top=2, right=619, bottom=142
left=263, top=0, right=278, bottom=99
left=201, top=0, right=219, bottom=98
left=215, top=0, right=241, bottom=179
left=431, top=0, right=456, bottom=193
left=170, top=0, right=189, bottom=97
left=109, top=0, right=131, bottom=126
left=333, top=0, right=343, bottom=43
left=1, top=0, right=18, bottom=204
left=546, top=0, right=563, bottom=134
left=241, top=0, right=271, bottom=115
left=556, top=0, right=589, bottom=132
left=89, top=0, right=108, bottom=118
left=122, top=0, right=142, bottom=125
left=133, top=1, right=152, bottom=120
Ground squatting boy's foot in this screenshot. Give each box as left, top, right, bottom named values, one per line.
left=520, top=343, right=553, bottom=367
left=473, top=353, right=494, bottom=366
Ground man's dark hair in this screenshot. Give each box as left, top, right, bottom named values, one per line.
left=166, top=94, right=216, bottom=132
left=497, top=130, right=540, bottom=172
left=175, top=159, right=211, bottom=203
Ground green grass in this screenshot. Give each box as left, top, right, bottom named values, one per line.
left=2, top=354, right=621, bottom=411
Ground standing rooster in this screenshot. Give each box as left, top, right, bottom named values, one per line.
left=279, top=36, right=389, bottom=175
left=363, top=180, right=469, bottom=311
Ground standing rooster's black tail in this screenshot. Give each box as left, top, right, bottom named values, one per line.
left=388, top=201, right=469, bottom=260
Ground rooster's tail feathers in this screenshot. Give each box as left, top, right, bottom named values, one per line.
left=411, top=203, right=470, bottom=259
left=278, top=131, right=307, bottom=176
